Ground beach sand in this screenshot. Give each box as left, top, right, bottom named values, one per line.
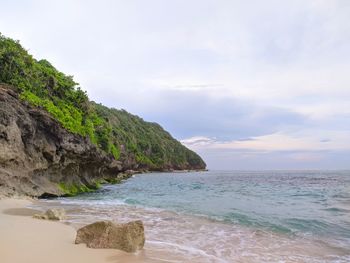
left=0, top=199, right=161, bottom=263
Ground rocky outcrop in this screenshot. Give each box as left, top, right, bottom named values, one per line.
left=75, top=220, right=145, bottom=253
left=33, top=208, right=66, bottom=220
left=0, top=85, right=123, bottom=197
left=0, top=84, right=206, bottom=198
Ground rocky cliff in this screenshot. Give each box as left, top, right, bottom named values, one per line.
left=0, top=85, right=205, bottom=197
left=0, top=85, right=120, bottom=197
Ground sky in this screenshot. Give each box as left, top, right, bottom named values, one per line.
left=1, top=0, right=350, bottom=170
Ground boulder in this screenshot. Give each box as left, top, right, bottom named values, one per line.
left=33, top=208, right=66, bottom=220
left=75, top=220, right=145, bottom=253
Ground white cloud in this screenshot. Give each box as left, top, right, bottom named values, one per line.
left=182, top=131, right=350, bottom=152
left=1, top=0, right=350, bottom=168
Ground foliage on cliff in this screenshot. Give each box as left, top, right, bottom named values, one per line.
left=0, top=33, right=205, bottom=170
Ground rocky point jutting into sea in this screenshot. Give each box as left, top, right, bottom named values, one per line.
left=0, top=33, right=206, bottom=198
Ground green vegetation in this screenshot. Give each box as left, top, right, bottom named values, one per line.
left=0, top=33, right=206, bottom=170
left=58, top=182, right=96, bottom=196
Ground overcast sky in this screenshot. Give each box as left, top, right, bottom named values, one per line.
left=1, top=0, right=350, bottom=169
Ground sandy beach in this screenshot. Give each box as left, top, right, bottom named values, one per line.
left=0, top=199, right=157, bottom=263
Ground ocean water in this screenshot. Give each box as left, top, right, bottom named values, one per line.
left=34, top=170, right=350, bottom=262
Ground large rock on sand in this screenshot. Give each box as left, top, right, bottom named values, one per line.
left=33, top=208, right=66, bottom=220
left=75, top=220, right=145, bottom=253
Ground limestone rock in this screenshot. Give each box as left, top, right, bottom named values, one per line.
left=75, top=220, right=145, bottom=253
left=0, top=85, right=123, bottom=197
left=33, top=208, right=66, bottom=220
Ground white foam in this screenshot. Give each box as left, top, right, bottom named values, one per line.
left=147, top=240, right=229, bottom=263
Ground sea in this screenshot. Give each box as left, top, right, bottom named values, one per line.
left=32, top=170, right=350, bottom=263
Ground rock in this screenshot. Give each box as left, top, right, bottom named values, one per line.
left=33, top=208, right=66, bottom=220
left=0, top=85, right=122, bottom=197
left=75, top=220, right=145, bottom=253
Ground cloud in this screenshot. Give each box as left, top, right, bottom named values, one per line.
left=122, top=88, right=308, bottom=140
left=182, top=131, right=350, bottom=152
left=181, top=131, right=350, bottom=169
left=192, top=148, right=350, bottom=170
left=1, top=0, right=350, bottom=169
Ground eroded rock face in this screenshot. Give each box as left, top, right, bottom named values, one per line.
left=0, top=85, right=123, bottom=197
left=33, top=208, right=66, bottom=220
left=75, top=220, right=145, bottom=253
left=0, top=84, right=206, bottom=198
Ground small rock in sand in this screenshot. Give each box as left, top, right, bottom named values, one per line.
left=33, top=208, right=66, bottom=220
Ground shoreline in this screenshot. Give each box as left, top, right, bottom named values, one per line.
left=2, top=170, right=349, bottom=263
left=0, top=198, right=166, bottom=263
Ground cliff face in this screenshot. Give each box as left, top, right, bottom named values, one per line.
left=0, top=85, right=123, bottom=197
left=0, top=84, right=205, bottom=197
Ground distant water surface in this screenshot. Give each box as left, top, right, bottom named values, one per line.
left=33, top=170, right=350, bottom=263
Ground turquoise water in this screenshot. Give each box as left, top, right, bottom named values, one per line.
left=37, top=170, right=350, bottom=262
